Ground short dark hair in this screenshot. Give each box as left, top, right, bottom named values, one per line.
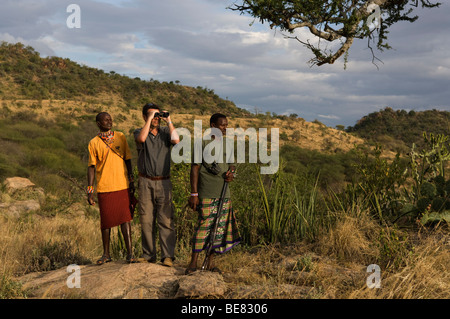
left=210, top=113, right=227, bottom=126
left=142, top=103, right=160, bottom=116
left=96, top=112, right=110, bottom=122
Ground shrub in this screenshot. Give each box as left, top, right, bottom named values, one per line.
left=27, top=240, right=91, bottom=273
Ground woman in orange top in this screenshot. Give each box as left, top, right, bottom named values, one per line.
left=87, top=112, right=136, bottom=264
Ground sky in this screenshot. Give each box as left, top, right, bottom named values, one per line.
left=1, top=0, right=449, bottom=128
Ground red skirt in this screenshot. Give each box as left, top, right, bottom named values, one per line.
left=97, top=189, right=133, bottom=230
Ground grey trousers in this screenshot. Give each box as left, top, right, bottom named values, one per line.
left=138, top=177, right=176, bottom=262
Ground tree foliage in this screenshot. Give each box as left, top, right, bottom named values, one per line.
left=230, top=0, right=440, bottom=66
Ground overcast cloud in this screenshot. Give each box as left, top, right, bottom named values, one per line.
left=1, top=0, right=449, bottom=127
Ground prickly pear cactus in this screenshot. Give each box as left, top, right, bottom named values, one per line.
left=417, top=175, right=450, bottom=225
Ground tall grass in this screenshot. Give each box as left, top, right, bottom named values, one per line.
left=292, top=177, right=324, bottom=242
left=258, top=170, right=292, bottom=243
left=256, top=168, right=329, bottom=244
left=0, top=215, right=98, bottom=275
left=109, top=225, right=142, bottom=260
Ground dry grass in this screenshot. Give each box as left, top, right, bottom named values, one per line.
left=1, top=208, right=448, bottom=299
left=0, top=214, right=100, bottom=277
left=212, top=213, right=449, bottom=299
left=349, top=229, right=450, bottom=299
left=315, top=213, right=381, bottom=265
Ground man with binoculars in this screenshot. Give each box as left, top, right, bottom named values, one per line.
left=134, top=103, right=180, bottom=267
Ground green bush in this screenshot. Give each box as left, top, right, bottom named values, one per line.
left=0, top=274, right=27, bottom=299
left=407, top=134, right=450, bottom=223
left=377, top=226, right=415, bottom=270
left=33, top=136, right=66, bottom=149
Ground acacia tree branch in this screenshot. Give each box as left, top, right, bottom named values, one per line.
left=230, top=0, right=440, bottom=66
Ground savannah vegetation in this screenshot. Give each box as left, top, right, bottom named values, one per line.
left=347, top=106, right=450, bottom=152
left=0, top=42, right=448, bottom=299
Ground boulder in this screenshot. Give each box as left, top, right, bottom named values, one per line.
left=3, top=177, right=35, bottom=192
left=2, top=177, right=45, bottom=203
left=175, top=271, right=227, bottom=298
left=17, top=261, right=227, bottom=299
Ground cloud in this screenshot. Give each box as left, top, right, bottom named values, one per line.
left=318, top=114, right=340, bottom=120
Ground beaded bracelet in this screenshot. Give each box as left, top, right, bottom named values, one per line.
left=87, top=186, right=94, bottom=194
left=190, top=193, right=198, bottom=197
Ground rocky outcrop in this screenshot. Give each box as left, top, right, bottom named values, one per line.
left=176, top=271, right=227, bottom=298
left=0, top=177, right=44, bottom=219
left=4, top=177, right=36, bottom=192
left=18, top=261, right=227, bottom=299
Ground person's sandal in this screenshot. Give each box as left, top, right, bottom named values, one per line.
left=96, top=255, right=112, bottom=265
left=126, top=255, right=138, bottom=263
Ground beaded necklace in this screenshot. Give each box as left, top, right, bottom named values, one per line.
left=98, top=130, right=115, bottom=145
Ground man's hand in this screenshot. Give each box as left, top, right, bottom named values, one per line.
left=188, top=195, right=199, bottom=211
left=146, top=109, right=157, bottom=120
left=225, top=166, right=236, bottom=182
left=87, top=165, right=96, bottom=205
left=88, top=193, right=95, bottom=206
left=162, top=111, right=171, bottom=124
left=129, top=181, right=135, bottom=194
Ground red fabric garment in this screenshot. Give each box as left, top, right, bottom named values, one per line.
left=97, top=189, right=133, bottom=229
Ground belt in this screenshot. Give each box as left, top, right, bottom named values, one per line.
left=139, top=173, right=170, bottom=181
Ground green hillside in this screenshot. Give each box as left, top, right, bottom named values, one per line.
left=347, top=107, right=450, bottom=152
left=0, top=42, right=250, bottom=117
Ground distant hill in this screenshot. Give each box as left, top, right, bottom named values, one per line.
left=347, top=107, right=450, bottom=152
left=0, top=42, right=249, bottom=117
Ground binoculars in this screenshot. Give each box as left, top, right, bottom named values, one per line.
left=154, top=111, right=169, bottom=118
